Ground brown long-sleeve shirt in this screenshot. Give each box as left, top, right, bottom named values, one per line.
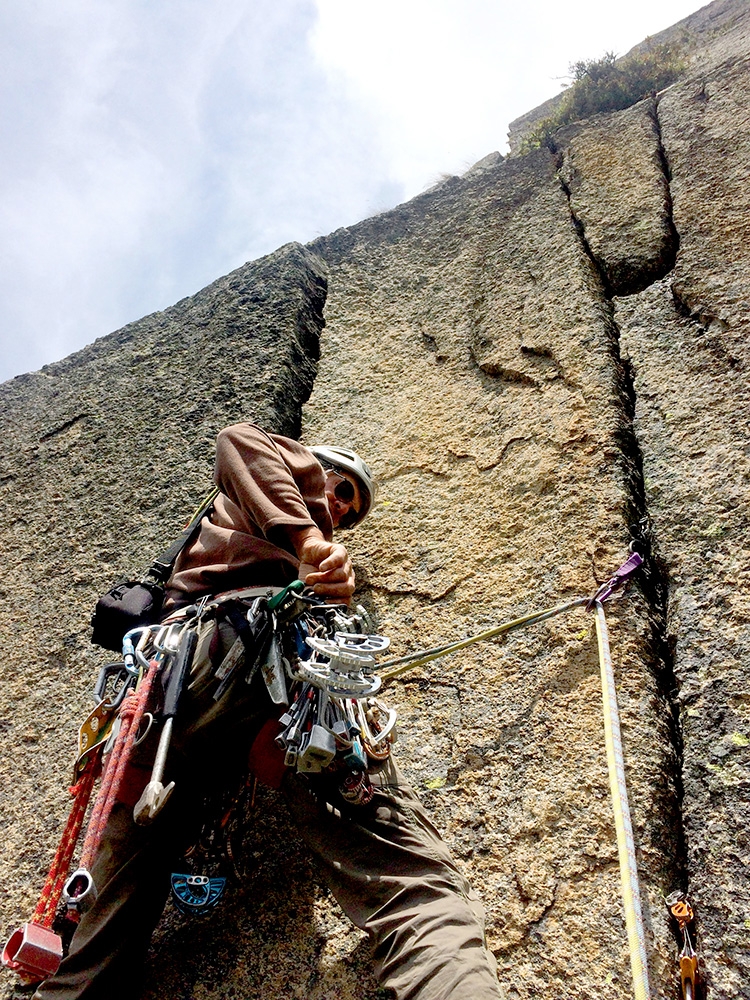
left=165, top=423, right=333, bottom=606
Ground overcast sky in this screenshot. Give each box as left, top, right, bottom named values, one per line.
left=1, top=0, right=704, bottom=382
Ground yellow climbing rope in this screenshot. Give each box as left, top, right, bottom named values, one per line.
left=379, top=567, right=652, bottom=1000
left=593, top=600, right=652, bottom=1000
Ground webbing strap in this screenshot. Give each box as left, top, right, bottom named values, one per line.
left=149, top=487, right=219, bottom=581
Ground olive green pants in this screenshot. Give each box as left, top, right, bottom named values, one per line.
left=35, top=618, right=503, bottom=1000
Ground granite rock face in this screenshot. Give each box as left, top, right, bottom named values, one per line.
left=303, top=146, right=680, bottom=1000
left=2, top=2, right=749, bottom=999
left=556, top=98, right=677, bottom=295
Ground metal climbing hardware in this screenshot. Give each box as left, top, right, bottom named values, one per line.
left=265, top=593, right=396, bottom=786
left=355, top=698, right=397, bottom=760
left=74, top=659, right=143, bottom=778
left=73, top=699, right=115, bottom=780
left=628, top=517, right=651, bottom=556
left=133, top=624, right=198, bottom=825
left=4, top=612, right=215, bottom=979
left=262, top=620, right=288, bottom=705
left=340, top=768, right=374, bottom=806
left=298, top=632, right=389, bottom=698
left=2, top=922, right=64, bottom=984
left=61, top=868, right=97, bottom=914
left=665, top=891, right=698, bottom=1000
left=170, top=874, right=226, bottom=916
left=267, top=578, right=305, bottom=613
left=93, top=661, right=136, bottom=710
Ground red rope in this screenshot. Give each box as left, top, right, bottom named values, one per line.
left=79, top=662, right=157, bottom=870
left=31, top=763, right=97, bottom=928
left=22, top=659, right=158, bottom=932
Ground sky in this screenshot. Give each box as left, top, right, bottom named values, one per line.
left=0, top=0, right=705, bottom=382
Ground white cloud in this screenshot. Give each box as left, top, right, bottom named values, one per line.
left=311, top=0, right=704, bottom=191
left=0, top=0, right=394, bottom=380
left=0, top=0, right=705, bottom=381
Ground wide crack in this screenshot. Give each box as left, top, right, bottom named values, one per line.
left=648, top=96, right=681, bottom=268
left=551, top=95, right=680, bottom=297
left=549, top=100, right=692, bottom=949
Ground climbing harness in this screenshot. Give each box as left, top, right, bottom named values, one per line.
left=160, top=587, right=395, bottom=908
left=204, top=584, right=394, bottom=786
left=665, top=891, right=698, bottom=1000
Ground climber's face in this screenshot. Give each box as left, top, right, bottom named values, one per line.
left=325, top=470, right=362, bottom=529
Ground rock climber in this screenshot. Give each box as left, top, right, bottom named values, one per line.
left=34, top=422, right=503, bottom=1000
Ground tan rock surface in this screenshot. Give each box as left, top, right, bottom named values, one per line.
left=556, top=98, right=677, bottom=295
left=303, top=148, right=678, bottom=999
left=612, top=53, right=750, bottom=998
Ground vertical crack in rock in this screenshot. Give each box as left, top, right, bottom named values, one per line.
left=553, top=97, right=680, bottom=296
left=649, top=96, right=681, bottom=271
left=550, top=135, right=691, bottom=909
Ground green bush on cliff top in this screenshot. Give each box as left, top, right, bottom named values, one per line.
left=520, top=41, right=687, bottom=153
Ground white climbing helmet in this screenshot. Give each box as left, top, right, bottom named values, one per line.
left=310, top=445, right=375, bottom=528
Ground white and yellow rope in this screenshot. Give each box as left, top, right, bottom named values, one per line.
left=593, top=600, right=651, bottom=1000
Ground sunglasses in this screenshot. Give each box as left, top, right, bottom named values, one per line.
left=327, top=470, right=360, bottom=511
